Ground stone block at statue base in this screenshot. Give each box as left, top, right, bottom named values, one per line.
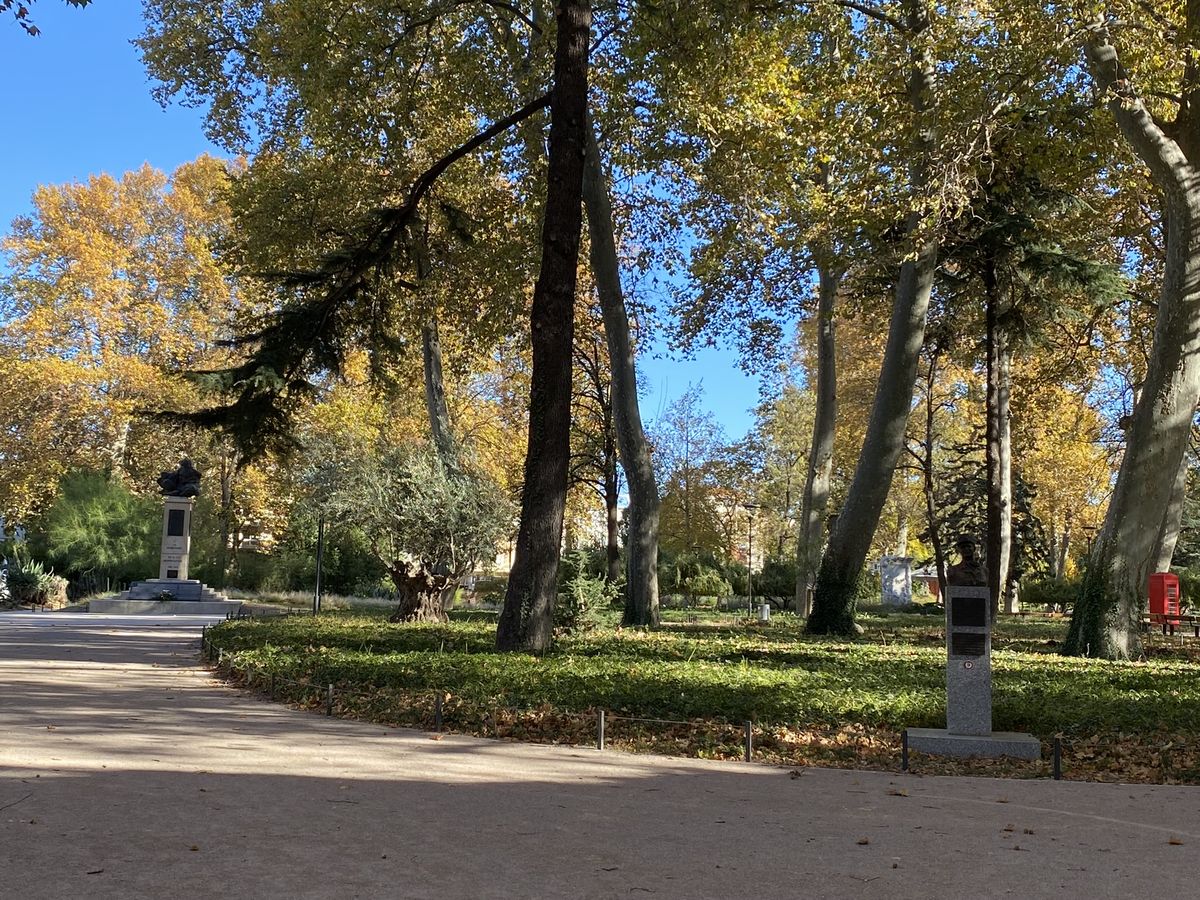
left=90, top=579, right=242, bottom=615
left=88, top=598, right=243, bottom=615
left=906, top=727, right=1041, bottom=760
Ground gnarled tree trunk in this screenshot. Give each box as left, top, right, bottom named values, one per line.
left=388, top=561, right=452, bottom=623
left=496, top=0, right=591, bottom=652
left=583, top=118, right=661, bottom=626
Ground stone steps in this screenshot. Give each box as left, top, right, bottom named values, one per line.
left=90, top=579, right=242, bottom=616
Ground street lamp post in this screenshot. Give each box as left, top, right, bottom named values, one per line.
left=313, top=512, right=325, bottom=616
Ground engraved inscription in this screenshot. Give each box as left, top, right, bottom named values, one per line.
left=951, top=632, right=986, bottom=657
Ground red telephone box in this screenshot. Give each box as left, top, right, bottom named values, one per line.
left=1149, top=572, right=1181, bottom=625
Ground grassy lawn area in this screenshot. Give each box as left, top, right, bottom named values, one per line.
left=204, top=607, right=1200, bottom=783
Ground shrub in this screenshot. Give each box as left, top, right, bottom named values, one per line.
left=5, top=557, right=60, bottom=607
left=756, top=556, right=797, bottom=598
left=1022, top=577, right=1080, bottom=611
left=44, top=574, right=69, bottom=608
left=854, top=568, right=881, bottom=605
left=1174, top=568, right=1200, bottom=612
left=555, top=549, right=620, bottom=633
left=36, top=471, right=158, bottom=589
left=688, top=569, right=732, bottom=598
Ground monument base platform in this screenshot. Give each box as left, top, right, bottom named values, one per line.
left=906, top=727, right=1041, bottom=760
left=90, top=579, right=241, bottom=616
left=88, top=598, right=243, bottom=615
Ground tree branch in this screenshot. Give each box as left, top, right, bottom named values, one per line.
left=832, top=0, right=905, bottom=31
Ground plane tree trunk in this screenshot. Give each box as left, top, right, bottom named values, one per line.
left=984, top=263, right=1013, bottom=618
left=1067, top=18, right=1200, bottom=658
left=795, top=263, right=839, bottom=619
left=809, top=2, right=938, bottom=634
left=583, top=119, right=661, bottom=626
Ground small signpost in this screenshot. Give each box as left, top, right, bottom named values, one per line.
left=906, top=585, right=1040, bottom=760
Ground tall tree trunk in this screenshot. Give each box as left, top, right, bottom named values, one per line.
left=582, top=122, right=661, bottom=625
left=422, top=317, right=456, bottom=466
left=1153, top=451, right=1190, bottom=573
left=984, top=265, right=1013, bottom=618
left=496, top=0, right=591, bottom=653
left=1067, top=19, right=1200, bottom=658
left=795, top=263, right=839, bottom=619
left=216, top=448, right=234, bottom=589
left=604, top=443, right=621, bottom=584
left=408, top=221, right=457, bottom=467
left=1055, top=516, right=1072, bottom=580
left=809, top=3, right=937, bottom=634
left=921, top=351, right=948, bottom=601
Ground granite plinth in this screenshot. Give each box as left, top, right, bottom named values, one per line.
left=946, top=656, right=992, bottom=735
left=118, top=578, right=226, bottom=602
left=906, top=727, right=1041, bottom=760
left=945, top=586, right=992, bottom=735
left=88, top=598, right=243, bottom=615
left=91, top=579, right=240, bottom=615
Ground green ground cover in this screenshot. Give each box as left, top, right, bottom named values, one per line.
left=204, top=608, right=1200, bottom=783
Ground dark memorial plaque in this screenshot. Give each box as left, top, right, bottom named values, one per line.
left=951, top=632, right=986, bottom=657
left=167, top=508, right=186, bottom=537
left=951, top=594, right=987, bottom=627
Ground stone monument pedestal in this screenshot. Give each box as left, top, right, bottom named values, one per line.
left=906, top=727, right=1041, bottom=759
left=91, top=578, right=241, bottom=615
left=90, top=467, right=241, bottom=615
left=878, top=555, right=914, bottom=607
left=906, top=585, right=1040, bottom=761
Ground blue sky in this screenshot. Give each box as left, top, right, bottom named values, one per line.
left=1, top=2, right=762, bottom=438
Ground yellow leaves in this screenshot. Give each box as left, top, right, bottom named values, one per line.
left=0, top=157, right=240, bottom=520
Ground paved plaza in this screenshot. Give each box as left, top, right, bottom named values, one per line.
left=1, top=611, right=1196, bottom=898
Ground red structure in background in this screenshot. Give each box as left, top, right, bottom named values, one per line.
left=1149, top=572, right=1181, bottom=624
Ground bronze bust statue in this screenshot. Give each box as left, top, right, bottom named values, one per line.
left=946, top=535, right=986, bottom=587
left=157, top=459, right=201, bottom=498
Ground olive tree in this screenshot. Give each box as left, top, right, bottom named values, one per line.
left=309, top=442, right=514, bottom=622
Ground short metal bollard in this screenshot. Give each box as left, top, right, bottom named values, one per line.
left=1053, top=736, right=1062, bottom=780
left=434, top=693, right=443, bottom=732
left=597, top=710, right=606, bottom=751
left=326, top=683, right=334, bottom=716
left=902, top=729, right=909, bottom=772
left=744, top=721, right=753, bottom=761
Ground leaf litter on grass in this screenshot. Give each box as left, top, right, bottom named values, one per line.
left=208, top=611, right=1200, bottom=784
